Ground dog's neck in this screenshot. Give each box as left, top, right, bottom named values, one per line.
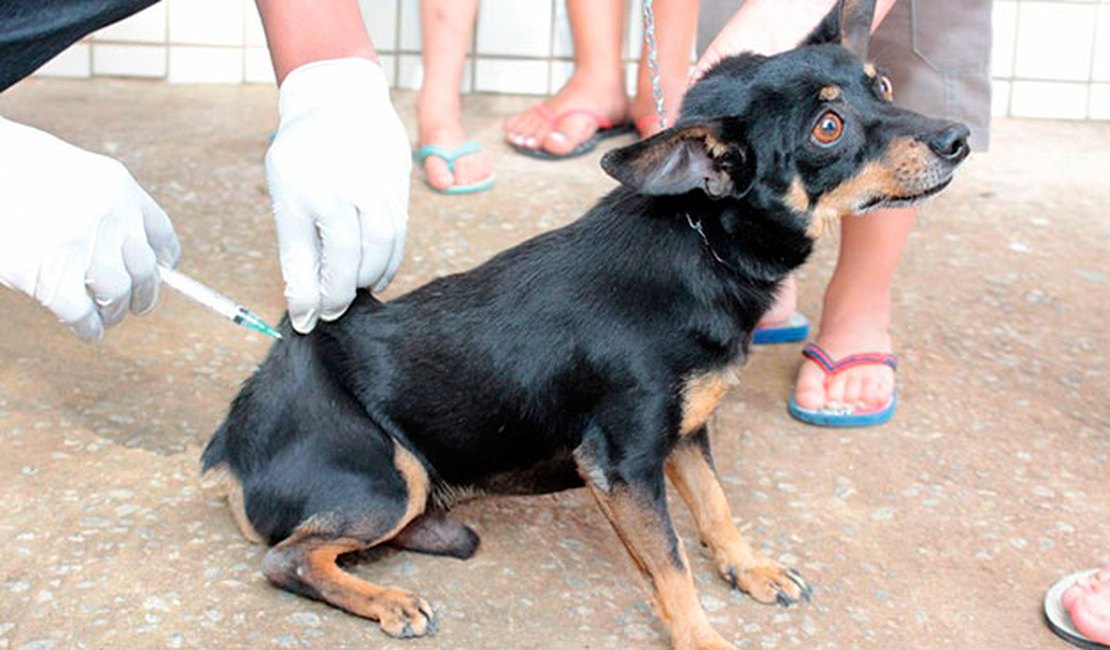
left=654, top=190, right=814, bottom=285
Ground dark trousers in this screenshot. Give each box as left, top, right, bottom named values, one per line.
left=0, top=0, right=159, bottom=92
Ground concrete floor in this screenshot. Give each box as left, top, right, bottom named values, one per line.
left=0, top=78, right=1106, bottom=650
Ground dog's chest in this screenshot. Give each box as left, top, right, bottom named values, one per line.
left=679, top=358, right=744, bottom=436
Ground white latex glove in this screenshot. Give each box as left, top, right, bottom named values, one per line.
left=0, top=117, right=181, bottom=341
left=265, top=58, right=411, bottom=334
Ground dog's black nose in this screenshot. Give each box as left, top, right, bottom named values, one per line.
left=927, top=123, right=971, bottom=163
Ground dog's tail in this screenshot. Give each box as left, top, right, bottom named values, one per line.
left=201, top=422, right=229, bottom=472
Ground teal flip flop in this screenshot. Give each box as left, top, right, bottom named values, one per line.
left=415, top=140, right=495, bottom=195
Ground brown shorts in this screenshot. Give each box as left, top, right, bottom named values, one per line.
left=697, top=0, right=993, bottom=150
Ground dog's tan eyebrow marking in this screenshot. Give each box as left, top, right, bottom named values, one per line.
left=784, top=177, right=810, bottom=214
left=819, top=85, right=841, bottom=101
left=864, top=62, right=877, bottom=78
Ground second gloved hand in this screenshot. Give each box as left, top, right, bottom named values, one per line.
left=265, top=58, right=412, bottom=334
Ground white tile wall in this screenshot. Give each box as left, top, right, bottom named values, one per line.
left=992, top=80, right=1012, bottom=117
left=93, top=3, right=166, bottom=44
left=1094, top=5, right=1110, bottom=82
left=360, top=0, right=399, bottom=51
left=1012, top=3, right=1095, bottom=82
left=991, top=1, right=1017, bottom=78
left=1089, top=83, right=1110, bottom=119
left=26, top=0, right=1110, bottom=121
left=474, top=59, right=549, bottom=95
left=399, top=0, right=422, bottom=51
left=93, top=44, right=167, bottom=78
left=477, top=0, right=552, bottom=57
left=243, top=47, right=276, bottom=84
left=168, top=46, right=243, bottom=84
left=36, top=44, right=91, bottom=79
left=1011, top=80, right=1089, bottom=119
left=168, top=0, right=244, bottom=47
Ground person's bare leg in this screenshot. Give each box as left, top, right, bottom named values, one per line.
left=631, top=0, right=700, bottom=137
left=502, top=0, right=628, bottom=156
left=794, top=206, right=914, bottom=412
left=417, top=0, right=492, bottom=191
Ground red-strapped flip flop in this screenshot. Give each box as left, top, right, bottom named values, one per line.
left=509, top=105, right=632, bottom=160
left=787, top=342, right=898, bottom=428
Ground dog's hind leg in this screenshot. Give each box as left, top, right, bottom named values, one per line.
left=665, top=428, right=811, bottom=607
left=260, top=440, right=437, bottom=638
left=390, top=511, right=480, bottom=559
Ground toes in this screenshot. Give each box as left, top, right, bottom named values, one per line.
left=794, top=362, right=828, bottom=410
left=422, top=157, right=454, bottom=191
left=841, top=375, right=864, bottom=408
left=453, top=150, right=493, bottom=186
left=377, top=592, right=436, bottom=638
left=862, top=375, right=891, bottom=407
left=504, top=111, right=548, bottom=148
left=785, top=567, right=813, bottom=602
left=542, top=116, right=598, bottom=155
left=733, top=563, right=812, bottom=607
left=825, top=375, right=847, bottom=409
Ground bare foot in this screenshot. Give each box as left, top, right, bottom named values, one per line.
left=1063, top=567, right=1110, bottom=644
left=502, top=71, right=628, bottom=156
left=417, top=93, right=493, bottom=192
left=794, top=283, right=895, bottom=412
left=757, top=275, right=798, bottom=330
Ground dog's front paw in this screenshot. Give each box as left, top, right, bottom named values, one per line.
left=723, top=560, right=811, bottom=607
left=374, top=589, right=437, bottom=638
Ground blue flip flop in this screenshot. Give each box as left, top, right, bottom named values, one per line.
left=787, top=343, right=898, bottom=428
left=752, top=312, right=810, bottom=345
left=415, top=140, right=495, bottom=195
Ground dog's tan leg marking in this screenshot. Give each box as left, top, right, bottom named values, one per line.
left=665, top=440, right=810, bottom=606
left=261, top=441, right=435, bottom=638
left=585, top=482, right=735, bottom=650
left=276, top=536, right=434, bottom=637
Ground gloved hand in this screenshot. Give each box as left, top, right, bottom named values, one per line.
left=0, top=117, right=181, bottom=341
left=265, top=58, right=411, bottom=334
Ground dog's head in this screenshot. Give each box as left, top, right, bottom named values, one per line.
left=601, top=0, right=970, bottom=239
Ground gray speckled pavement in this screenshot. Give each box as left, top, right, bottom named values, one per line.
left=0, top=79, right=1107, bottom=650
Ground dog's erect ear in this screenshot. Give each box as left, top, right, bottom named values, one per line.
left=600, top=120, right=753, bottom=198
left=801, top=0, right=876, bottom=60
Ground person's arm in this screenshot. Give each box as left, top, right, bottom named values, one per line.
left=255, top=0, right=378, bottom=84
left=255, top=1, right=411, bottom=334
left=693, top=0, right=898, bottom=81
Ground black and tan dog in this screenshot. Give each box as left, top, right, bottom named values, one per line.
left=202, top=1, right=969, bottom=647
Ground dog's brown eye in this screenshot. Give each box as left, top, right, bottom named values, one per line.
left=879, top=75, right=894, bottom=101
left=812, top=111, right=844, bottom=146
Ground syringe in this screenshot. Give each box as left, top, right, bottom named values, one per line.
left=158, top=265, right=283, bottom=340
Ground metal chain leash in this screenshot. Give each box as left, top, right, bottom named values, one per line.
left=641, top=0, right=668, bottom=131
